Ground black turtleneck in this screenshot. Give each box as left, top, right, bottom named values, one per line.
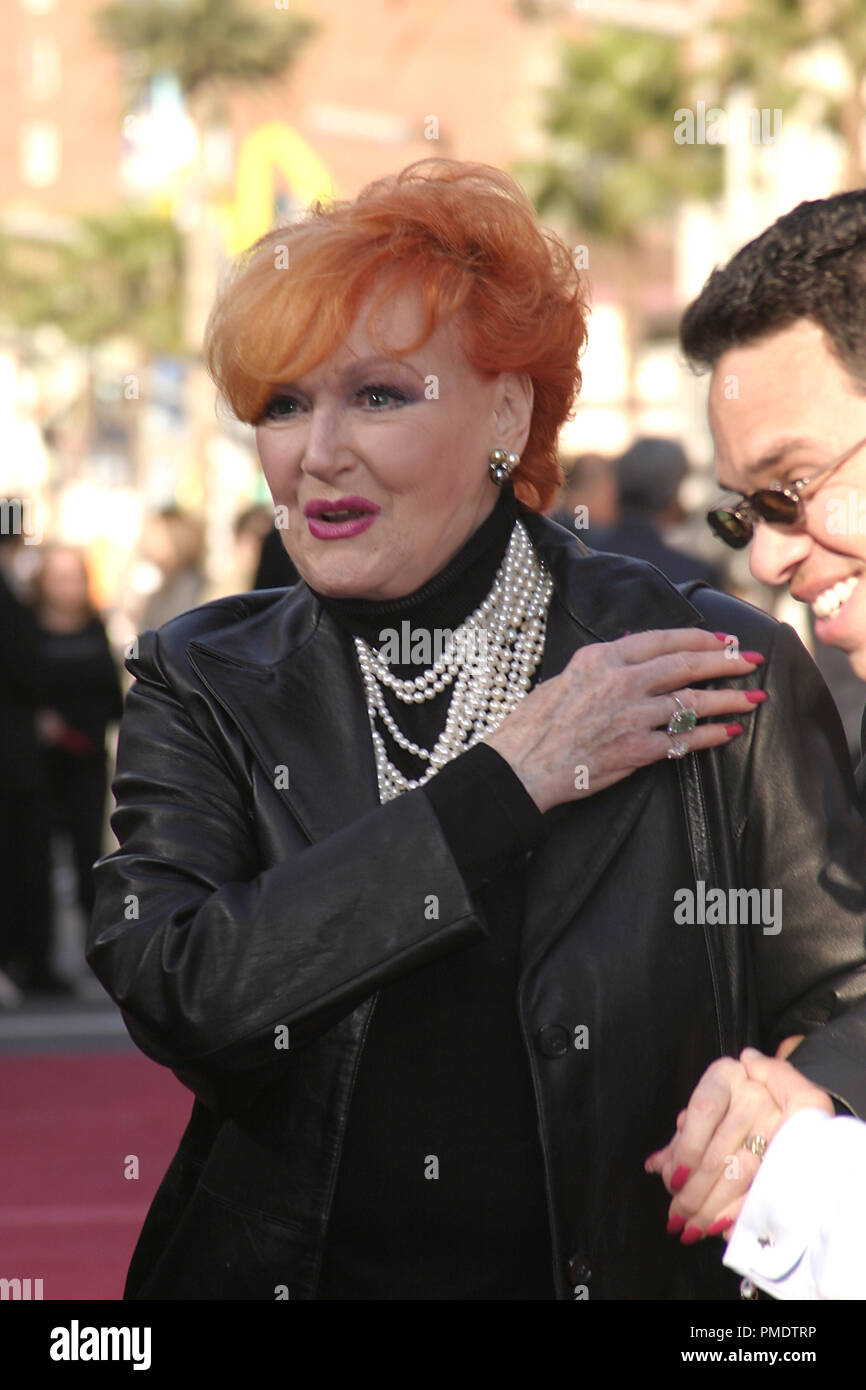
left=310, top=489, right=546, bottom=888
left=314, top=488, right=555, bottom=1301
left=312, top=487, right=519, bottom=642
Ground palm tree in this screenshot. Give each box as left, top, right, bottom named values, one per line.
left=517, top=25, right=722, bottom=420
left=95, top=0, right=318, bottom=505
left=0, top=210, right=182, bottom=351
left=0, top=209, right=183, bottom=486
left=709, top=0, right=866, bottom=189
left=97, top=0, right=316, bottom=106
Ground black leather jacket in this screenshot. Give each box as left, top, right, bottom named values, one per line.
left=88, top=507, right=866, bottom=1300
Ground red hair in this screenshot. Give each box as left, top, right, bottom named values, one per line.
left=205, top=159, right=588, bottom=511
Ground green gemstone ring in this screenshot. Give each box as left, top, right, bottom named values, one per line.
left=666, top=696, right=698, bottom=739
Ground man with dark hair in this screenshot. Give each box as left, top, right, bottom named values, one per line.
left=680, top=192, right=866, bottom=387
left=679, top=190, right=866, bottom=678
left=646, top=191, right=866, bottom=1298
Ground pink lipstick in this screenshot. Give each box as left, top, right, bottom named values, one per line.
left=303, top=495, right=380, bottom=540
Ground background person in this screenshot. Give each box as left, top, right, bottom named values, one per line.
left=139, top=506, right=207, bottom=630
left=593, top=436, right=724, bottom=588
left=33, top=544, right=124, bottom=925
left=548, top=450, right=617, bottom=545
left=0, top=522, right=53, bottom=1001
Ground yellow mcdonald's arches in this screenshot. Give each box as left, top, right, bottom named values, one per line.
left=220, top=123, right=336, bottom=254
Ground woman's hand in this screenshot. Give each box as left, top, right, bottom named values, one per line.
left=484, top=628, right=765, bottom=814
left=644, top=1043, right=835, bottom=1243
left=35, top=708, right=96, bottom=755
left=35, top=708, right=67, bottom=746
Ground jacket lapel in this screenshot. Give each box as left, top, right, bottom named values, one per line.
left=187, top=591, right=379, bottom=845
left=518, top=510, right=705, bottom=967
left=182, top=512, right=707, bottom=957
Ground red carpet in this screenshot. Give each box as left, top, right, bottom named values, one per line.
left=0, top=1052, right=191, bottom=1300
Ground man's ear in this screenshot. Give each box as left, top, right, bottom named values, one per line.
left=493, top=372, right=534, bottom=456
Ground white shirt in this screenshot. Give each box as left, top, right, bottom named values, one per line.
left=723, top=1107, right=866, bottom=1299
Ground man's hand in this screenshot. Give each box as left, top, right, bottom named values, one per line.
left=740, top=1047, right=839, bottom=1118
left=644, top=1038, right=833, bottom=1243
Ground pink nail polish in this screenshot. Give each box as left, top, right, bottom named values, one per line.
left=725, top=723, right=743, bottom=737
left=666, top=1213, right=686, bottom=1235
left=671, top=1164, right=690, bottom=1192
left=745, top=690, right=767, bottom=703
left=706, top=1217, right=734, bottom=1237
left=713, top=632, right=730, bottom=641
left=741, top=651, right=764, bottom=664
left=680, top=1225, right=703, bottom=1245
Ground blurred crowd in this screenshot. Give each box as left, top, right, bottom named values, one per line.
left=0, top=496, right=282, bottom=1007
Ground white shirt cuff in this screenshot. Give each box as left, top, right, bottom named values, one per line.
left=723, top=1107, right=866, bottom=1300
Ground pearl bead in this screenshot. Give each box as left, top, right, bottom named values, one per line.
left=355, top=521, right=553, bottom=803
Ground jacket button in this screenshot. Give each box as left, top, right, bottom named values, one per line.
left=567, top=1253, right=592, bottom=1285
left=535, top=1024, right=570, bottom=1058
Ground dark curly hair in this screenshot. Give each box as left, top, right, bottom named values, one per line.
left=680, top=190, right=866, bottom=391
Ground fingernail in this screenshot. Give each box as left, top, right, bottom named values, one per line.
left=745, top=689, right=767, bottom=703
left=671, top=1164, right=690, bottom=1191
left=680, top=1225, right=703, bottom=1245
left=725, top=723, right=744, bottom=736
left=713, top=632, right=731, bottom=641
left=706, top=1217, right=734, bottom=1237
left=741, top=651, right=764, bottom=664
left=666, top=1213, right=686, bottom=1235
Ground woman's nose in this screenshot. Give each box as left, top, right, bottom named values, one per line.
left=301, top=406, right=346, bottom=478
left=749, top=521, right=811, bottom=587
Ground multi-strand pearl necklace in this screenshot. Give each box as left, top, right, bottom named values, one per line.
left=354, top=520, right=553, bottom=803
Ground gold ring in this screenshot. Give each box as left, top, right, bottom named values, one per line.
left=743, top=1134, right=767, bottom=1161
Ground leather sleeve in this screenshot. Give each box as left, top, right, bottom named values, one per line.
left=87, top=629, right=485, bottom=1109
left=690, top=590, right=866, bottom=1115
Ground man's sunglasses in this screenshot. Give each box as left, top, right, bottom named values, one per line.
left=707, top=432, right=866, bottom=549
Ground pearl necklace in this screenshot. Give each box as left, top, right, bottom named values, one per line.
left=354, top=520, right=553, bottom=803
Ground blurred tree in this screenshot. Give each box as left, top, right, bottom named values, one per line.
left=96, top=0, right=316, bottom=105
left=709, top=0, right=866, bottom=188
left=0, top=211, right=182, bottom=352
left=517, top=26, right=722, bottom=418
left=0, top=210, right=183, bottom=485
left=95, top=0, right=318, bottom=507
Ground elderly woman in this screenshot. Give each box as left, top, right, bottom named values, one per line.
left=88, top=160, right=866, bottom=1301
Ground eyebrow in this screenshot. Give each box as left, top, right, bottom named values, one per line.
left=739, top=437, right=823, bottom=477
left=716, top=436, right=825, bottom=488
left=285, top=356, right=426, bottom=388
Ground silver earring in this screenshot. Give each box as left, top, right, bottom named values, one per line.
left=489, top=448, right=519, bottom=486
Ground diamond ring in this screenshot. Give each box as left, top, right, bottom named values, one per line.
left=666, top=740, right=690, bottom=760
left=743, top=1134, right=767, bottom=1161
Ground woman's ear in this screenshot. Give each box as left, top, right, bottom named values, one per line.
left=492, top=372, right=534, bottom=456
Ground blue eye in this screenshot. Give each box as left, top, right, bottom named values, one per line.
left=259, top=393, right=300, bottom=422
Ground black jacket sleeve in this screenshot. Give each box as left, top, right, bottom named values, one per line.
left=87, top=628, right=486, bottom=1107
left=423, top=742, right=546, bottom=891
